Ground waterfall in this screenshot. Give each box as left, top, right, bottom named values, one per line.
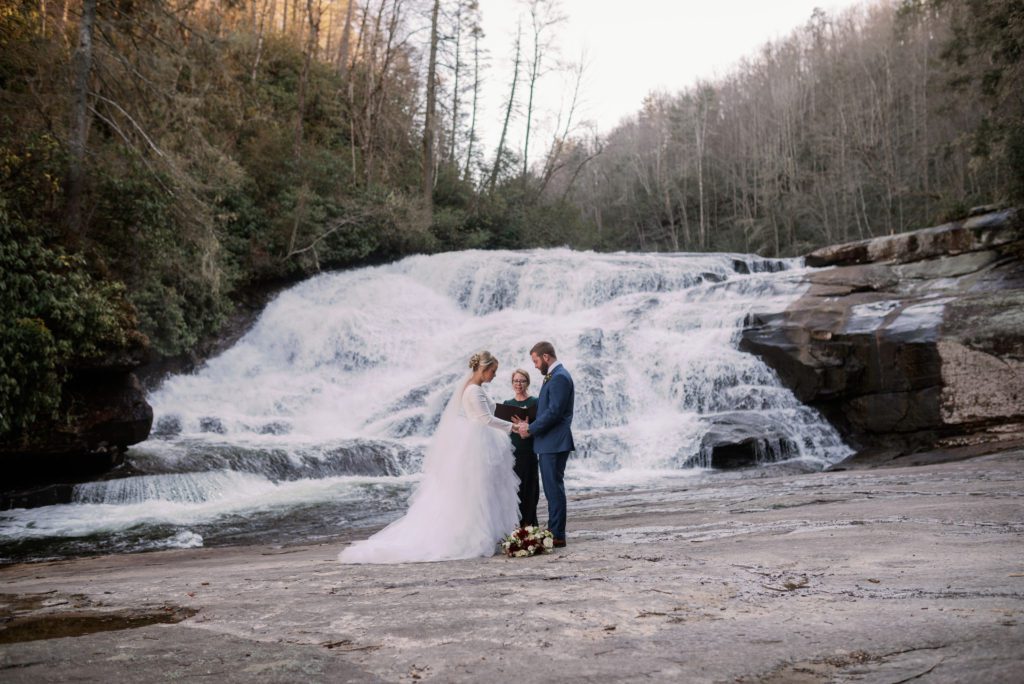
left=0, top=249, right=851, bottom=559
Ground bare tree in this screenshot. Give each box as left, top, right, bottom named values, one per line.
left=421, top=0, right=440, bottom=206
left=521, top=0, right=564, bottom=176
left=287, top=0, right=324, bottom=258
left=462, top=13, right=484, bottom=182
left=446, top=0, right=466, bottom=165
left=488, top=19, right=521, bottom=193
left=538, top=54, right=594, bottom=198
left=64, top=0, right=97, bottom=239
left=337, top=0, right=355, bottom=75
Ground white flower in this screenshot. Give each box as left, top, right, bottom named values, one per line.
left=543, top=537, right=554, bottom=548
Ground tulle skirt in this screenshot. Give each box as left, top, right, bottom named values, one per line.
left=339, top=419, right=520, bottom=564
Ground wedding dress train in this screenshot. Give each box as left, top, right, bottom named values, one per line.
left=338, top=377, right=519, bottom=564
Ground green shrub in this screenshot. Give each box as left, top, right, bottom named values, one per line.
left=0, top=200, right=139, bottom=436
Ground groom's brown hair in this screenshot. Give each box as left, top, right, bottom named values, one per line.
left=530, top=341, right=556, bottom=358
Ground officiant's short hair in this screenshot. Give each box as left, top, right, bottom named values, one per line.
left=530, top=341, right=556, bottom=358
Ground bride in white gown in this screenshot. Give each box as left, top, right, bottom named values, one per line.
left=338, top=351, right=521, bottom=563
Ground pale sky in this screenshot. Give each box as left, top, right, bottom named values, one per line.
left=475, top=0, right=860, bottom=163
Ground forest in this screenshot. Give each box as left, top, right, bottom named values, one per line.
left=1, top=0, right=1021, bottom=439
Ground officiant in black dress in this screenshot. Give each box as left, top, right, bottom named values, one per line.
left=505, top=369, right=539, bottom=527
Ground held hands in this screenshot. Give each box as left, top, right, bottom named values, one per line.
left=510, top=416, right=530, bottom=438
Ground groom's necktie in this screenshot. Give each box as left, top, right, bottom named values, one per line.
left=543, top=373, right=552, bottom=385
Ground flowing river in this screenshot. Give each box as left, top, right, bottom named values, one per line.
left=0, top=249, right=852, bottom=561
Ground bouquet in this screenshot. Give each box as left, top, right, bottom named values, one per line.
left=500, top=525, right=554, bottom=558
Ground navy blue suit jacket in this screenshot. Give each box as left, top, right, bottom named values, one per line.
left=531, top=364, right=575, bottom=454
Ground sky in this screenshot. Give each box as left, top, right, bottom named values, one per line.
left=475, top=0, right=860, bottom=163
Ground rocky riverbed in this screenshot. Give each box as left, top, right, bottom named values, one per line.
left=2, top=449, right=1022, bottom=682
left=741, top=207, right=1024, bottom=460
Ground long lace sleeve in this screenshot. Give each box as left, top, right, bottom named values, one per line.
left=462, top=385, right=513, bottom=433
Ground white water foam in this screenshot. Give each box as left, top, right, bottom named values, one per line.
left=1, top=249, right=852, bottom=551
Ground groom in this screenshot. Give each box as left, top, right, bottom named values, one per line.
left=516, top=341, right=575, bottom=548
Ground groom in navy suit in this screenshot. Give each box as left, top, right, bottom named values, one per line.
left=516, top=341, right=574, bottom=548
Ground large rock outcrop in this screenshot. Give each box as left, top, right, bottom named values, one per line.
left=741, top=208, right=1024, bottom=464
left=2, top=350, right=153, bottom=505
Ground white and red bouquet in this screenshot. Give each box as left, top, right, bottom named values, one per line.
left=500, top=525, right=554, bottom=557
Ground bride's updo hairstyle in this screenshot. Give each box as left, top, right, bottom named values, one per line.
left=468, top=351, right=499, bottom=371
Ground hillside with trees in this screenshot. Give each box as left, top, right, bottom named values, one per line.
left=1, top=0, right=1021, bottom=443
left=561, top=0, right=1023, bottom=254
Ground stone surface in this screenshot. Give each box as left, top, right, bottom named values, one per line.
left=804, top=208, right=1019, bottom=267
left=698, top=412, right=800, bottom=469
left=1, top=451, right=1022, bottom=682
left=2, top=372, right=153, bottom=494
left=742, top=209, right=1024, bottom=459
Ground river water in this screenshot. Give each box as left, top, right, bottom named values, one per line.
left=0, top=249, right=852, bottom=562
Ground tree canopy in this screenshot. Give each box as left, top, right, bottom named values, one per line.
left=1, top=0, right=1021, bottom=438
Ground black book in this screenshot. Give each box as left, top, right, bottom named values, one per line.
left=494, top=402, right=537, bottom=423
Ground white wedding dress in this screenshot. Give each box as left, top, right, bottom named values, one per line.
left=338, top=377, right=520, bottom=563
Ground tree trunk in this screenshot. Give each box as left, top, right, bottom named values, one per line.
left=252, top=0, right=270, bottom=81
left=422, top=0, right=440, bottom=206
left=489, top=22, right=522, bottom=193
left=337, top=0, right=354, bottom=76
left=523, top=8, right=542, bottom=177
left=64, top=0, right=97, bottom=241
left=539, top=54, right=584, bottom=196
left=694, top=91, right=709, bottom=249
left=522, top=0, right=563, bottom=177
left=447, top=2, right=464, bottom=164
left=288, top=0, right=322, bottom=257
left=463, top=21, right=481, bottom=182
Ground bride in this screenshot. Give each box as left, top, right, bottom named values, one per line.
left=338, top=351, right=520, bottom=563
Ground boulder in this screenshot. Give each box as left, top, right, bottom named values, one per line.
left=2, top=371, right=153, bottom=493
left=698, top=412, right=800, bottom=469
left=741, top=208, right=1024, bottom=464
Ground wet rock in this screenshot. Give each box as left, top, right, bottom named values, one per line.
left=198, top=417, right=227, bottom=434
left=257, top=421, right=291, bottom=436
left=577, top=328, right=605, bottom=356
left=2, top=373, right=152, bottom=490
left=0, top=484, right=75, bottom=510
left=741, top=208, right=1024, bottom=461
left=698, top=412, right=800, bottom=469
left=318, top=441, right=421, bottom=477
left=804, top=208, right=1019, bottom=267
left=4, top=451, right=1022, bottom=682
left=0, top=603, right=198, bottom=645
left=151, top=415, right=183, bottom=439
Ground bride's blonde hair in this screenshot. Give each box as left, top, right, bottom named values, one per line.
left=468, top=351, right=499, bottom=371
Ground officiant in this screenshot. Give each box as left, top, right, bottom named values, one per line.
left=504, top=369, right=539, bottom=527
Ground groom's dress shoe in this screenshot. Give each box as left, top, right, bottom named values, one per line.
left=552, top=538, right=566, bottom=548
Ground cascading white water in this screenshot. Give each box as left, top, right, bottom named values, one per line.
left=0, top=249, right=851, bottom=559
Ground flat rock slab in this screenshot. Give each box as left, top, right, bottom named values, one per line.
left=2, top=452, right=1023, bottom=682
